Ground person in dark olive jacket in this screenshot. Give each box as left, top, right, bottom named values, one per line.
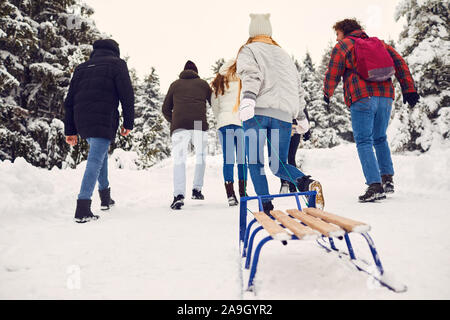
left=162, top=60, right=212, bottom=210
left=64, top=39, right=135, bottom=223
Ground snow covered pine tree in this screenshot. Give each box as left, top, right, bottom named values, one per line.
left=389, top=0, right=450, bottom=152
left=132, top=68, right=171, bottom=168
left=317, top=43, right=353, bottom=144
left=0, top=0, right=103, bottom=169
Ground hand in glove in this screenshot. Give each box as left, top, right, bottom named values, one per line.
left=296, top=118, right=310, bottom=134
left=403, top=92, right=420, bottom=108
left=303, top=130, right=311, bottom=141
left=239, top=98, right=256, bottom=121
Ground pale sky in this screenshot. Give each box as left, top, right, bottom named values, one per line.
left=84, top=0, right=406, bottom=93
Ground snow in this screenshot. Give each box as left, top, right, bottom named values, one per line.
left=110, top=148, right=139, bottom=170
left=0, top=143, right=450, bottom=299
left=406, top=37, right=450, bottom=67
left=0, top=66, right=20, bottom=87
left=27, top=118, right=51, bottom=132
left=39, top=21, right=55, bottom=29
left=0, top=50, right=24, bottom=71
left=29, top=62, right=64, bottom=77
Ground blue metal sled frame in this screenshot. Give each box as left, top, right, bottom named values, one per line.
left=239, top=192, right=397, bottom=292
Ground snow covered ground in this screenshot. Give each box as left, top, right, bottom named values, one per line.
left=0, top=143, right=449, bottom=300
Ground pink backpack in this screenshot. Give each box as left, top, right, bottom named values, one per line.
left=348, top=36, right=395, bottom=82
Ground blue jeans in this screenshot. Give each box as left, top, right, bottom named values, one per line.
left=243, top=115, right=305, bottom=198
left=350, top=97, right=394, bottom=185
left=78, top=137, right=110, bottom=200
left=218, top=125, right=247, bottom=183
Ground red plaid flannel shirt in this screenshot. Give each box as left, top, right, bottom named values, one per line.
left=324, top=30, right=416, bottom=107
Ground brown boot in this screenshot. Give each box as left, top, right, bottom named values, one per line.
left=238, top=179, right=247, bottom=197
left=225, top=181, right=239, bottom=206
left=296, top=175, right=325, bottom=210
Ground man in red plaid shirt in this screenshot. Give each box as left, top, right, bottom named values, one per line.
left=323, top=18, right=420, bottom=202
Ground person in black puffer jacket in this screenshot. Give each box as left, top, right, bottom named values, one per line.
left=64, top=39, right=135, bottom=223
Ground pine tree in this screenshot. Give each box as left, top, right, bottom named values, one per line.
left=211, top=58, right=225, bottom=75
left=392, top=0, right=450, bottom=151
left=317, top=43, right=353, bottom=144
left=0, top=0, right=103, bottom=168
left=298, top=50, right=352, bottom=148
left=132, top=67, right=171, bottom=168
left=298, top=52, right=333, bottom=148
left=111, top=56, right=139, bottom=153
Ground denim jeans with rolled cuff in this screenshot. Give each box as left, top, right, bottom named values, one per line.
left=350, top=96, right=394, bottom=185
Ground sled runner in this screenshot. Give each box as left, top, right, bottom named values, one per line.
left=239, top=191, right=407, bottom=294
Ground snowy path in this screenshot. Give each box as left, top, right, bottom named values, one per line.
left=1, top=144, right=449, bottom=299
left=0, top=157, right=242, bottom=299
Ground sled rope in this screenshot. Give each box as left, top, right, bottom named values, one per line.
left=252, top=117, right=309, bottom=206
left=238, top=115, right=310, bottom=207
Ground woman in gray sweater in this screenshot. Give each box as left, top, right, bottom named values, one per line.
left=229, top=14, right=324, bottom=211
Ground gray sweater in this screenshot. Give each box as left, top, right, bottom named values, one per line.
left=236, top=42, right=306, bottom=123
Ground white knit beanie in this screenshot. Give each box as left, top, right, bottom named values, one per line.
left=249, top=13, right=272, bottom=37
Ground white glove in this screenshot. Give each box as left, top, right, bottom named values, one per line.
left=239, top=98, right=256, bottom=121
left=296, top=118, right=310, bottom=134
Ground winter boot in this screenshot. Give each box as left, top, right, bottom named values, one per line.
left=224, top=182, right=239, bottom=206
left=279, top=180, right=290, bottom=194
left=358, top=183, right=386, bottom=202
left=74, top=199, right=100, bottom=223
left=296, top=175, right=325, bottom=210
left=170, top=194, right=185, bottom=210
left=98, top=187, right=115, bottom=211
left=289, top=182, right=298, bottom=193
left=192, top=189, right=205, bottom=200
left=382, top=174, right=394, bottom=194
left=262, top=201, right=274, bottom=219
left=238, top=179, right=247, bottom=197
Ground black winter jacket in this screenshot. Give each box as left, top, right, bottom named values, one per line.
left=64, top=42, right=134, bottom=140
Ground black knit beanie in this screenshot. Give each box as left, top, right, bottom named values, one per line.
left=184, top=60, right=198, bottom=73
left=93, top=39, right=120, bottom=56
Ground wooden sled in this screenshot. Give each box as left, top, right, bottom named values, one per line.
left=239, top=191, right=407, bottom=294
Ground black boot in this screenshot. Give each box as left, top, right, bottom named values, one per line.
left=296, top=175, right=325, bottom=210
left=74, top=199, right=99, bottom=223
left=192, top=189, right=205, bottom=200
left=170, top=194, right=185, bottom=210
left=225, top=182, right=239, bottom=206
left=98, top=187, right=115, bottom=211
left=288, top=182, right=298, bottom=193
left=238, top=179, right=247, bottom=197
left=262, top=201, right=274, bottom=218
left=358, top=183, right=386, bottom=202
left=382, top=174, right=394, bottom=194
